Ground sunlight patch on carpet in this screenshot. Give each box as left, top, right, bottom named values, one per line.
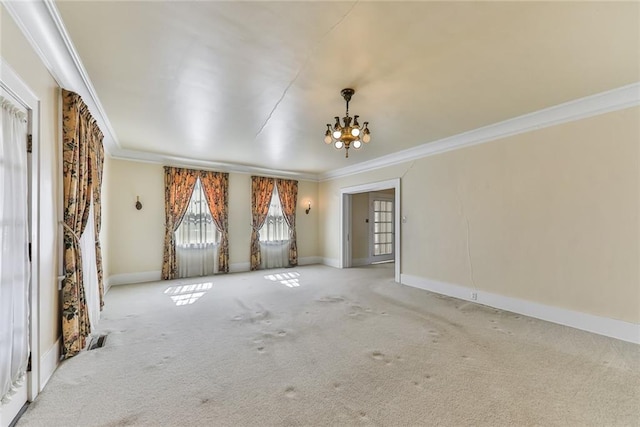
left=264, top=271, right=301, bottom=288
left=164, top=282, right=213, bottom=306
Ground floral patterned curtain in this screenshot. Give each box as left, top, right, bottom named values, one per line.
left=200, top=170, right=229, bottom=273
left=162, top=167, right=198, bottom=280
left=61, top=89, right=103, bottom=358
left=90, top=134, right=105, bottom=308
left=250, top=176, right=275, bottom=270
left=275, top=178, right=298, bottom=267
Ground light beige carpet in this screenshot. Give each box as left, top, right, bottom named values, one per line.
left=18, top=264, right=639, bottom=426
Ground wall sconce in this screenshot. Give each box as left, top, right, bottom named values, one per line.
left=305, top=200, right=311, bottom=215
left=135, top=196, right=143, bottom=210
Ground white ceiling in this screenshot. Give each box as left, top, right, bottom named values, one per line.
left=54, top=1, right=639, bottom=177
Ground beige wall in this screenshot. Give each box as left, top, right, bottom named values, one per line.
left=1, top=6, right=62, bottom=360
left=105, top=160, right=319, bottom=277
left=320, top=107, right=640, bottom=324
left=106, top=160, right=165, bottom=276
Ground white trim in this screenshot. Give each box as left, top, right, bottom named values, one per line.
left=340, top=179, right=401, bottom=283
left=2, top=0, right=320, bottom=181
left=39, top=337, right=60, bottom=391
left=2, top=0, right=119, bottom=155
left=108, top=261, right=322, bottom=282
left=401, top=274, right=640, bottom=345
left=0, top=380, right=27, bottom=427
left=298, top=256, right=321, bottom=266
left=0, top=57, right=41, bottom=403
left=108, top=271, right=161, bottom=286
left=229, top=262, right=250, bottom=273
left=113, top=150, right=319, bottom=182
left=321, top=82, right=640, bottom=181
left=322, top=258, right=340, bottom=268
left=7, top=0, right=639, bottom=182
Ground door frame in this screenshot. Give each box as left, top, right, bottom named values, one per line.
left=1, top=58, right=41, bottom=403
left=339, top=178, right=400, bottom=283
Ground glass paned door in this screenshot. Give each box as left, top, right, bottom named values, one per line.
left=371, top=196, right=394, bottom=262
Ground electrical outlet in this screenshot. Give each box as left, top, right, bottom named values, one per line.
left=470, top=292, right=478, bottom=301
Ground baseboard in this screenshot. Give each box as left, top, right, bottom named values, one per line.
left=298, top=256, right=321, bottom=266
left=322, top=258, right=340, bottom=268
left=401, top=274, right=640, bottom=345
left=229, top=262, right=250, bottom=273
left=108, top=271, right=161, bottom=286
left=39, top=337, right=61, bottom=391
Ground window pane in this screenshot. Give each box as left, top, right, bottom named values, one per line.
left=175, top=178, right=219, bottom=246
left=259, top=186, right=289, bottom=242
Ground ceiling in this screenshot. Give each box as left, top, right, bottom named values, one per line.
left=54, top=1, right=639, bottom=177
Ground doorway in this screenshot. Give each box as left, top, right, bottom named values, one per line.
left=0, top=60, right=41, bottom=427
left=339, top=178, right=400, bottom=283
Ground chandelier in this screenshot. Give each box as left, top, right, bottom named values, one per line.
left=324, top=88, right=371, bottom=158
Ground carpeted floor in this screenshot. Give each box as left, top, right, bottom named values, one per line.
left=18, top=264, right=640, bottom=426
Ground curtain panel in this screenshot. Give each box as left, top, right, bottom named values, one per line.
left=0, top=96, right=30, bottom=401
left=161, top=167, right=198, bottom=280
left=200, top=170, right=230, bottom=273
left=250, top=176, right=275, bottom=270
left=91, top=135, right=105, bottom=308
left=61, top=89, right=104, bottom=358
left=275, top=178, right=298, bottom=267
left=162, top=167, right=229, bottom=279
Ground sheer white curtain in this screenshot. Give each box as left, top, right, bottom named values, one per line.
left=259, top=185, right=289, bottom=269
left=0, top=97, right=30, bottom=403
left=79, top=199, right=100, bottom=331
left=175, top=178, right=219, bottom=278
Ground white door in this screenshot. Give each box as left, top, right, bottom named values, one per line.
left=369, top=193, right=394, bottom=263
left=0, top=89, right=31, bottom=427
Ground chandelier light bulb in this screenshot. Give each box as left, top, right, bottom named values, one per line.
left=324, top=89, right=371, bottom=158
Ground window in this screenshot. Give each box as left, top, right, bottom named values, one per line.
left=259, top=185, right=289, bottom=243
left=373, top=199, right=393, bottom=256
left=258, top=185, right=289, bottom=269
left=176, top=178, right=219, bottom=248
left=175, top=178, right=220, bottom=277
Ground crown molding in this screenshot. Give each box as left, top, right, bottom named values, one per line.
left=3, top=0, right=319, bottom=181
left=320, top=82, right=640, bottom=181
left=112, top=149, right=320, bottom=181
left=6, top=0, right=638, bottom=183
left=2, top=0, right=120, bottom=154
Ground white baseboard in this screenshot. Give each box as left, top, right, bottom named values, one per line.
left=229, top=262, right=250, bottom=273
left=322, top=258, right=340, bottom=268
left=230, top=257, right=321, bottom=272
left=39, top=337, right=61, bottom=391
left=299, top=256, right=321, bottom=266
left=108, top=271, right=161, bottom=286
left=401, top=274, right=640, bottom=345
